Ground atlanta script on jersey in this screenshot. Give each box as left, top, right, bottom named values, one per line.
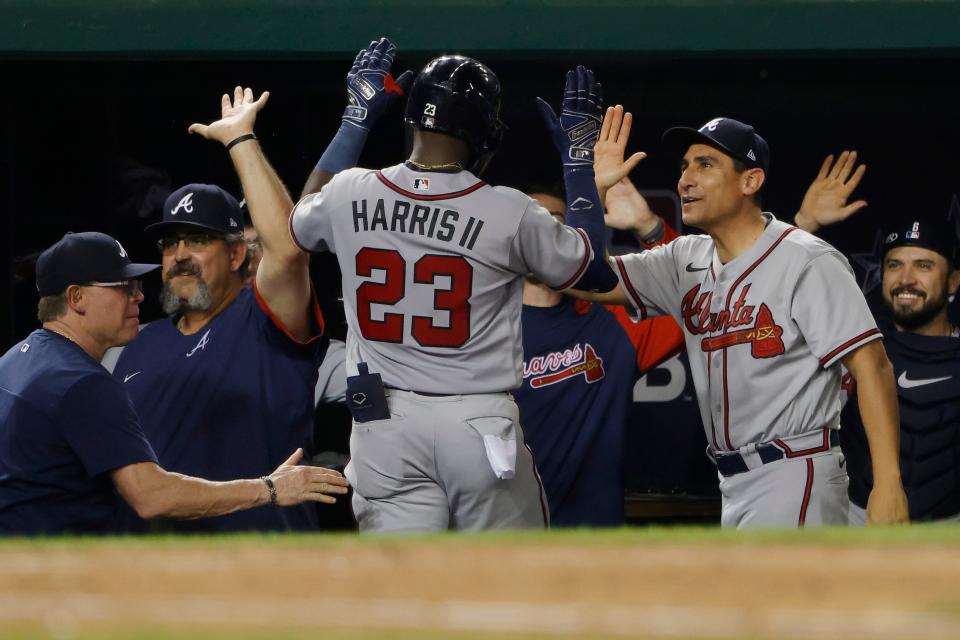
left=290, top=163, right=593, bottom=394
left=612, top=213, right=881, bottom=452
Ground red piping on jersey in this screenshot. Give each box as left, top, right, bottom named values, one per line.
left=721, top=350, right=733, bottom=449
left=525, top=442, right=550, bottom=529
left=612, top=255, right=647, bottom=319
left=720, top=227, right=797, bottom=450
left=819, top=328, right=882, bottom=367
left=701, top=261, right=720, bottom=447
left=708, top=352, right=720, bottom=450
left=773, top=429, right=831, bottom=458
left=375, top=170, right=487, bottom=201
left=554, top=228, right=592, bottom=291
left=288, top=194, right=315, bottom=253
left=798, top=459, right=814, bottom=527
left=288, top=213, right=312, bottom=253
left=252, top=281, right=326, bottom=345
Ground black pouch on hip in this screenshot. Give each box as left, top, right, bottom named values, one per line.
left=346, top=362, right=390, bottom=423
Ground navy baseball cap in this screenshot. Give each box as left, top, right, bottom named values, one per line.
left=882, top=214, right=960, bottom=266
left=662, top=117, right=770, bottom=173
left=36, top=232, right=160, bottom=296
left=145, top=183, right=245, bottom=237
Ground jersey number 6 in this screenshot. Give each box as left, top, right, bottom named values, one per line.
left=355, top=247, right=473, bottom=348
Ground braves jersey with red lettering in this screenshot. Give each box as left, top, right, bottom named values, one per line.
left=612, top=213, right=880, bottom=451
left=290, top=163, right=591, bottom=393
left=514, top=300, right=683, bottom=526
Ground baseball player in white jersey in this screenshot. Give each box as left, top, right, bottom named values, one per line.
left=290, top=39, right=618, bottom=532
left=578, top=111, right=909, bottom=527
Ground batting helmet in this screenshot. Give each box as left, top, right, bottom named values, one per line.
left=404, top=55, right=505, bottom=175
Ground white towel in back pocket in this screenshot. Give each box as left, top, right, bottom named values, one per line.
left=465, top=416, right=517, bottom=480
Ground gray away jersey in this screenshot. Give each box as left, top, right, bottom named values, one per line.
left=612, top=213, right=880, bottom=452
left=290, top=163, right=591, bottom=393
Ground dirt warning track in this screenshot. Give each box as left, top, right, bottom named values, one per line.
left=2, top=534, right=960, bottom=639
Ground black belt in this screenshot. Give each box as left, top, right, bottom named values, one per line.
left=714, top=430, right=840, bottom=477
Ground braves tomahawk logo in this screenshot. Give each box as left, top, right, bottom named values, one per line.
left=523, top=343, right=605, bottom=388
left=681, top=283, right=785, bottom=358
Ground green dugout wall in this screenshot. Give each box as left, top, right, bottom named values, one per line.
left=2, top=0, right=960, bottom=57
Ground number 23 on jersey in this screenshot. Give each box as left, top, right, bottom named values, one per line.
left=355, top=247, right=473, bottom=348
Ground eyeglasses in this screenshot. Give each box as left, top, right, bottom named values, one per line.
left=156, top=233, right=222, bottom=255
left=85, top=280, right=143, bottom=297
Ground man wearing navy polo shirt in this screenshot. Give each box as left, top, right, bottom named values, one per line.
left=111, top=87, right=329, bottom=532
left=0, top=232, right=347, bottom=536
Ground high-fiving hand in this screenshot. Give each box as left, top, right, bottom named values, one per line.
left=343, top=37, right=414, bottom=131
left=593, top=105, right=647, bottom=205
left=188, top=86, right=267, bottom=147
left=794, top=150, right=867, bottom=234
left=536, top=66, right=604, bottom=173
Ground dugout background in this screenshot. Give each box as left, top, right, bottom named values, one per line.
left=2, top=0, right=959, bottom=507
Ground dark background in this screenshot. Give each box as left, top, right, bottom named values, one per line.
left=4, top=54, right=958, bottom=345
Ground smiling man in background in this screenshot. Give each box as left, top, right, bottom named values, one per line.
left=841, top=212, right=960, bottom=523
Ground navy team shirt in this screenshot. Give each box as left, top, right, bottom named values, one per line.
left=515, top=299, right=639, bottom=526
left=0, top=330, right=158, bottom=535
left=113, top=286, right=326, bottom=532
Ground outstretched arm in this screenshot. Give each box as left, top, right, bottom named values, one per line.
left=301, top=37, right=413, bottom=198
left=189, top=87, right=313, bottom=341
left=794, top=150, right=867, bottom=234
left=842, top=340, right=909, bottom=525
left=566, top=279, right=630, bottom=305
left=112, top=448, right=349, bottom=520
left=535, top=66, right=618, bottom=292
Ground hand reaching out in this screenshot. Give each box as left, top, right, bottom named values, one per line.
left=268, top=448, right=349, bottom=507
left=535, top=65, right=604, bottom=173
left=794, top=150, right=867, bottom=234
left=604, top=177, right=659, bottom=236
left=342, top=37, right=414, bottom=131
left=594, top=105, right=646, bottom=202
left=188, top=86, right=267, bottom=147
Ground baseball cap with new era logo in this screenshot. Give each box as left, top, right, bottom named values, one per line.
left=662, top=117, right=770, bottom=173
left=145, top=183, right=245, bottom=237
left=36, top=232, right=160, bottom=296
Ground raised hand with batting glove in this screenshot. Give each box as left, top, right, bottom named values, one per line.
left=342, top=37, right=415, bottom=132
left=304, top=37, right=412, bottom=195
left=536, top=66, right=618, bottom=292
left=536, top=66, right=603, bottom=174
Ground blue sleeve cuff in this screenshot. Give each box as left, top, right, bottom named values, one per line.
left=315, top=122, right=369, bottom=174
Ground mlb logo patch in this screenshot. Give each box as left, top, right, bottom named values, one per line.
left=906, top=221, right=920, bottom=240
left=423, top=116, right=435, bottom=128
left=414, top=178, right=430, bottom=191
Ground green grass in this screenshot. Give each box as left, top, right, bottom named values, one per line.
left=1, top=522, right=958, bottom=550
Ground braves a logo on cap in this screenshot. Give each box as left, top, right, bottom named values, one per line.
left=523, top=343, right=605, bottom=388
left=702, top=118, right=724, bottom=132
left=747, top=149, right=757, bottom=162
left=116, top=240, right=128, bottom=258
left=906, top=222, right=921, bottom=240
left=414, top=178, right=430, bottom=191
left=171, top=193, right=194, bottom=216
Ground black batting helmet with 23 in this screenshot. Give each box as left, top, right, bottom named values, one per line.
left=403, top=55, right=505, bottom=176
